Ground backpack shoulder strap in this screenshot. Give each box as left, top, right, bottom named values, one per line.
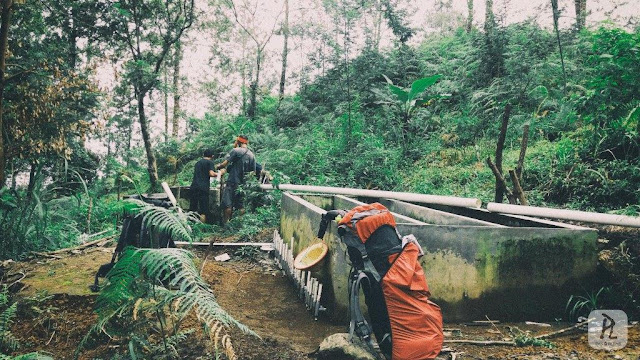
left=349, top=271, right=384, bottom=360
left=339, top=225, right=382, bottom=282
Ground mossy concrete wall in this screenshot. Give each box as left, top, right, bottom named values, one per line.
left=280, top=192, right=598, bottom=322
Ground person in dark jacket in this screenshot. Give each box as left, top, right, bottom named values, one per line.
left=190, top=148, right=216, bottom=222
left=215, top=135, right=262, bottom=223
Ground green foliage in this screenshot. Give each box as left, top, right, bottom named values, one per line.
left=580, top=27, right=640, bottom=125
left=566, top=287, right=609, bottom=321
left=233, top=246, right=260, bottom=260
left=273, top=98, right=311, bottom=128
left=509, top=327, right=555, bottom=349
left=380, top=74, right=446, bottom=120
left=78, top=247, right=255, bottom=359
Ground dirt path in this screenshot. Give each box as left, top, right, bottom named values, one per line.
left=4, top=248, right=640, bottom=359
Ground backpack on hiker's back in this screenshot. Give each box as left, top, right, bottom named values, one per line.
left=318, top=203, right=443, bottom=360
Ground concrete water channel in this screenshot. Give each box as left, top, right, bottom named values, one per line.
left=279, top=191, right=598, bottom=322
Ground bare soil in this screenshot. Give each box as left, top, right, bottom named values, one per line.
left=3, top=240, right=639, bottom=360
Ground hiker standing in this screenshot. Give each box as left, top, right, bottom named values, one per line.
left=190, top=148, right=216, bottom=223
left=215, top=135, right=262, bottom=223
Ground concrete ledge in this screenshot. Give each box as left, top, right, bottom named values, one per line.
left=380, top=199, right=502, bottom=227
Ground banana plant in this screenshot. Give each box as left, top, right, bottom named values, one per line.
left=378, top=74, right=449, bottom=147
left=382, top=74, right=447, bottom=121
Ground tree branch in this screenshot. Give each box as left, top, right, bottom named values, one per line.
left=487, top=157, right=516, bottom=204
left=509, top=169, right=527, bottom=205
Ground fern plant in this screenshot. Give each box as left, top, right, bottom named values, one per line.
left=123, top=198, right=200, bottom=243
left=78, top=247, right=256, bottom=359
left=0, top=287, right=19, bottom=355
left=0, top=287, right=53, bottom=359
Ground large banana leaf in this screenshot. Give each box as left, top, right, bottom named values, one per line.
left=387, top=84, right=408, bottom=102
left=408, top=75, right=442, bottom=101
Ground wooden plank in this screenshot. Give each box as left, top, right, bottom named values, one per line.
left=175, top=241, right=273, bottom=247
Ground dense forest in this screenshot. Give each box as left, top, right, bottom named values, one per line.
left=0, top=0, right=638, bottom=358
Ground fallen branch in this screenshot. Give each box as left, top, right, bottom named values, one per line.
left=33, top=235, right=117, bottom=257
left=31, top=252, right=63, bottom=259
left=4, top=271, right=26, bottom=288
left=444, top=340, right=515, bottom=346
left=534, top=319, right=591, bottom=340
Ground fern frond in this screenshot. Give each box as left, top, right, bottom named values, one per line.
left=0, top=303, right=19, bottom=353
left=79, top=247, right=256, bottom=359
left=95, top=247, right=144, bottom=319
left=136, top=248, right=256, bottom=336
left=124, top=199, right=194, bottom=243
left=9, top=353, right=54, bottom=360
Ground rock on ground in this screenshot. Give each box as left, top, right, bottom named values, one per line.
left=317, top=333, right=379, bottom=360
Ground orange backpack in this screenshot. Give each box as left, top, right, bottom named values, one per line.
left=319, top=203, right=443, bottom=360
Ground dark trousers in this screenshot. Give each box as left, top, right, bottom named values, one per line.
left=221, top=182, right=244, bottom=210
left=190, top=188, right=210, bottom=216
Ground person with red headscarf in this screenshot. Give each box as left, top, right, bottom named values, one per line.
left=215, top=135, right=262, bottom=223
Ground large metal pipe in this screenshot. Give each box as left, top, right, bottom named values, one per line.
left=487, top=202, right=640, bottom=228
left=260, top=184, right=482, bottom=208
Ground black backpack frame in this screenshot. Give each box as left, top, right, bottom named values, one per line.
left=89, top=194, right=176, bottom=292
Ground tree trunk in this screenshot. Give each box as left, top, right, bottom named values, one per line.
left=374, top=6, right=383, bottom=50
left=466, top=0, right=474, bottom=32
left=172, top=40, right=181, bottom=138
left=241, top=37, right=248, bottom=116
left=163, top=57, right=169, bottom=141
left=494, top=103, right=511, bottom=203
left=0, top=0, right=12, bottom=189
left=248, top=49, right=261, bottom=120
left=278, top=0, right=289, bottom=102
left=574, top=0, right=586, bottom=31
left=68, top=6, right=78, bottom=69
left=137, top=91, right=159, bottom=191
left=551, top=0, right=567, bottom=92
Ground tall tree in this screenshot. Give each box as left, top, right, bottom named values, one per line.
left=173, top=40, right=182, bottom=138
left=466, top=0, right=474, bottom=32
left=0, top=0, right=14, bottom=187
left=484, top=0, right=495, bottom=33
left=1, top=0, right=100, bottom=190
left=102, top=0, right=195, bottom=190
left=164, top=59, right=170, bottom=141
left=278, top=0, right=289, bottom=101
left=551, top=0, right=567, bottom=91
left=481, top=0, right=504, bottom=80
left=575, top=0, right=587, bottom=31
left=226, top=0, right=282, bottom=120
